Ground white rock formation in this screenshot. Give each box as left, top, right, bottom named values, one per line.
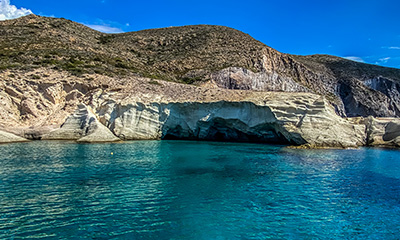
left=91, top=93, right=366, bottom=148
left=0, top=130, right=29, bottom=143
left=43, top=104, right=120, bottom=142
left=263, top=94, right=366, bottom=148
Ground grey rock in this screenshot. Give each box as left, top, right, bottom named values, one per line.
left=366, top=117, right=400, bottom=147
left=211, top=67, right=310, bottom=92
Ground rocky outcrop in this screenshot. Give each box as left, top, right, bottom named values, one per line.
left=338, top=79, right=399, bottom=117
left=0, top=130, right=29, bottom=143
left=43, top=104, right=121, bottom=143
left=211, top=67, right=310, bottom=92
left=366, top=117, right=400, bottom=147
left=0, top=67, right=395, bottom=148
left=91, top=92, right=366, bottom=148
left=294, top=55, right=400, bottom=118
left=363, top=77, right=400, bottom=115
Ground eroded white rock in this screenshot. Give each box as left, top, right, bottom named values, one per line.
left=43, top=104, right=120, bottom=142
left=0, top=130, right=29, bottom=143
left=92, top=94, right=366, bottom=148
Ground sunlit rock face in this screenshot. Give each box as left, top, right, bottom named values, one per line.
left=161, top=102, right=295, bottom=144
left=95, top=101, right=290, bottom=144
left=0, top=130, right=28, bottom=143
left=91, top=93, right=366, bottom=148
left=43, top=104, right=120, bottom=143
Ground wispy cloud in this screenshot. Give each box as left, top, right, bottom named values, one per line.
left=85, top=24, right=123, bottom=33
left=84, top=19, right=127, bottom=33
left=381, top=46, right=400, bottom=50
left=375, top=57, right=391, bottom=64
left=344, top=56, right=365, bottom=63
left=0, top=0, right=32, bottom=21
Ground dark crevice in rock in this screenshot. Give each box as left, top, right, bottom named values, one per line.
left=161, top=118, right=298, bottom=145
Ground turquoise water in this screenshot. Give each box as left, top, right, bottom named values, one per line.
left=1, top=141, right=400, bottom=239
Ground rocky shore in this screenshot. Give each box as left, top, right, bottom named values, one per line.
left=0, top=70, right=398, bottom=148
left=0, top=16, right=399, bottom=148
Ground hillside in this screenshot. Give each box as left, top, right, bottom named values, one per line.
left=1, top=15, right=400, bottom=118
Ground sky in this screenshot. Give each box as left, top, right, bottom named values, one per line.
left=1, top=0, right=400, bottom=69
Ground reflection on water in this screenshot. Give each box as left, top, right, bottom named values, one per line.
left=0, top=141, right=400, bottom=239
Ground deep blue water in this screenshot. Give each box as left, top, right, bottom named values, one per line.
left=1, top=141, right=400, bottom=239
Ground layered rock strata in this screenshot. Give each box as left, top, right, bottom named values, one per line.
left=43, top=104, right=121, bottom=143
left=89, top=92, right=366, bottom=148
left=0, top=69, right=397, bottom=148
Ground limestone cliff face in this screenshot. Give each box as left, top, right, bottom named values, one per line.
left=90, top=92, right=366, bottom=148
left=0, top=68, right=395, bottom=148
left=363, top=77, right=400, bottom=116
left=293, top=55, right=400, bottom=117
left=0, top=130, right=28, bottom=143
left=43, top=104, right=120, bottom=142
left=0, top=70, right=94, bottom=130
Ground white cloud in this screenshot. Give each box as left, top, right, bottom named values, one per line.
left=344, top=56, right=365, bottom=63
left=85, top=24, right=123, bottom=33
left=0, top=0, right=33, bottom=21
left=381, top=46, right=400, bottom=50
left=376, top=57, right=391, bottom=64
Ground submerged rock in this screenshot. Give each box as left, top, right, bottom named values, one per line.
left=43, top=104, right=120, bottom=143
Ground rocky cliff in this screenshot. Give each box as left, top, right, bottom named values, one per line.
left=0, top=15, right=399, bottom=147
left=0, top=68, right=372, bottom=148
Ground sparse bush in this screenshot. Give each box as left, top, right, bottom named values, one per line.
left=98, top=35, right=114, bottom=44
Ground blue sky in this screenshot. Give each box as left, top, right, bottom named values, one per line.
left=2, top=0, right=400, bottom=68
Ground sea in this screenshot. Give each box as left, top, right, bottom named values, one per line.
left=1, top=140, right=400, bottom=239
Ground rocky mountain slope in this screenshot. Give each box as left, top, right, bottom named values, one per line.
left=2, top=15, right=400, bottom=118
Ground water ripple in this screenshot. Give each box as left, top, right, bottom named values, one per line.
left=1, top=141, right=400, bottom=239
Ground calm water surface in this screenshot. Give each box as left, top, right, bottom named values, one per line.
left=1, top=141, right=400, bottom=239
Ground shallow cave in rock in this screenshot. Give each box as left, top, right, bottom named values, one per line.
left=162, top=118, right=297, bottom=145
